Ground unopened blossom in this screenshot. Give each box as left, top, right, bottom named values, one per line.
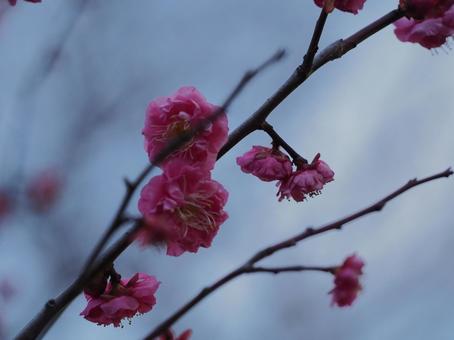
left=26, top=169, right=62, bottom=212
left=330, top=254, right=364, bottom=307
left=399, top=0, right=454, bottom=19
left=81, top=273, right=160, bottom=327
left=277, top=154, right=334, bottom=202
left=138, top=161, right=228, bottom=256
left=314, top=0, right=366, bottom=14
left=155, top=329, right=193, bottom=340
left=236, top=145, right=292, bottom=182
left=143, top=86, right=228, bottom=170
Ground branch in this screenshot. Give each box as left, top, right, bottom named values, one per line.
left=261, top=121, right=307, bottom=164
left=15, top=50, right=286, bottom=340
left=245, top=265, right=335, bottom=275
left=247, top=168, right=453, bottom=264
left=143, top=168, right=452, bottom=339
left=218, top=9, right=403, bottom=159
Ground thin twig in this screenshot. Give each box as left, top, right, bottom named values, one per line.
left=245, top=265, right=336, bottom=275
left=15, top=50, right=286, bottom=340
left=261, top=121, right=307, bottom=164
left=143, top=168, right=452, bottom=339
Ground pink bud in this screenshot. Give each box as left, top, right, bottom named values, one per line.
left=330, top=254, right=364, bottom=307
left=81, top=273, right=160, bottom=327
left=236, top=145, right=293, bottom=182
left=277, top=155, right=334, bottom=202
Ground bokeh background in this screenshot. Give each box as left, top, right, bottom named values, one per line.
left=1, top=0, right=453, bottom=339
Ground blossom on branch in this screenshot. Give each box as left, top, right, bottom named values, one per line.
left=154, top=329, right=192, bottom=340
left=236, top=145, right=293, bottom=182
left=138, top=161, right=229, bottom=256
left=399, top=0, right=454, bottom=19
left=313, top=0, right=366, bottom=14
left=394, top=1, right=454, bottom=48
left=330, top=254, right=364, bottom=307
left=80, top=273, right=160, bottom=327
left=143, top=87, right=228, bottom=170
left=277, top=154, right=334, bottom=202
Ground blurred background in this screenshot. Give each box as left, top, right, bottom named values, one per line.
left=1, top=0, right=453, bottom=339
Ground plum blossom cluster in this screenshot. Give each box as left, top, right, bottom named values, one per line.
left=139, top=87, right=229, bottom=256
left=237, top=147, right=334, bottom=202
left=81, top=273, right=160, bottom=327
left=314, top=0, right=366, bottom=14
left=395, top=1, right=454, bottom=48
left=330, top=254, right=364, bottom=307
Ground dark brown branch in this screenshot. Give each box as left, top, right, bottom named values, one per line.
left=143, top=168, right=452, bottom=339
left=299, top=9, right=329, bottom=76
left=261, top=121, right=307, bottom=164
left=15, top=50, right=285, bottom=340
left=218, top=9, right=403, bottom=159
left=142, top=264, right=332, bottom=340
left=246, top=168, right=453, bottom=265
left=245, top=265, right=335, bottom=275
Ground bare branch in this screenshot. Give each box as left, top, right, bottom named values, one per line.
left=261, top=121, right=307, bottom=164
left=245, top=265, right=336, bottom=275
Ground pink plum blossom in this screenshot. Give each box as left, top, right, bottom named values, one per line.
left=236, top=145, right=293, bottom=182
left=155, top=329, right=193, bottom=340
left=143, top=87, right=228, bottom=170
left=138, top=161, right=229, bottom=256
left=314, top=0, right=366, bottom=14
left=81, top=273, right=160, bottom=327
left=394, top=15, right=454, bottom=48
left=330, top=254, right=364, bottom=307
left=277, top=154, right=334, bottom=202
left=26, top=169, right=62, bottom=212
left=399, top=0, right=454, bottom=19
